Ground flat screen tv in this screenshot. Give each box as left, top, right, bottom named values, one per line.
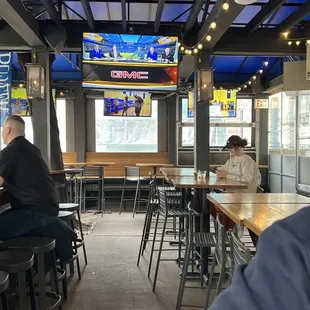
left=82, top=33, right=178, bottom=91
left=103, top=90, right=152, bottom=117
left=187, top=89, right=237, bottom=118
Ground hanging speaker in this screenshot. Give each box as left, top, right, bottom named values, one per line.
left=195, top=68, right=214, bottom=102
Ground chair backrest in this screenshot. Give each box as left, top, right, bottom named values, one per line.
left=83, top=166, right=104, bottom=178
left=125, top=166, right=140, bottom=179
left=214, top=214, right=227, bottom=266
left=158, top=188, right=182, bottom=215
left=228, top=229, right=252, bottom=274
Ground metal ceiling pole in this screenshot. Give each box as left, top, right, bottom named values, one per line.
left=154, top=0, right=166, bottom=33
left=81, top=0, right=95, bottom=30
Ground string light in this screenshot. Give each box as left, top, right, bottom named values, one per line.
left=248, top=81, right=252, bottom=85
left=252, top=76, right=257, bottom=80
left=180, top=46, right=185, bottom=51
left=259, top=69, right=263, bottom=74
left=288, top=41, right=292, bottom=46
left=296, top=41, right=300, bottom=46
left=206, top=35, right=212, bottom=41
left=307, top=40, right=310, bottom=44
left=198, top=44, right=203, bottom=49
left=193, top=48, right=198, bottom=53
left=244, top=85, right=247, bottom=88
left=210, top=22, right=217, bottom=29
left=188, top=50, right=192, bottom=55
left=238, top=87, right=241, bottom=91
left=185, top=49, right=189, bottom=54
left=283, top=32, right=289, bottom=38
left=178, top=42, right=181, bottom=47
left=264, top=61, right=268, bottom=66
left=222, top=2, right=229, bottom=10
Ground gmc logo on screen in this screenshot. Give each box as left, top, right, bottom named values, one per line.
left=111, top=71, right=149, bottom=79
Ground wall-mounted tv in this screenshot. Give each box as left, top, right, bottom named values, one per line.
left=187, top=89, right=237, bottom=118
left=11, top=88, right=32, bottom=116
left=104, top=90, right=152, bottom=117
left=82, top=33, right=178, bottom=91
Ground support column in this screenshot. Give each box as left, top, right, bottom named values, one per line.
left=167, top=94, right=177, bottom=165
left=194, top=53, right=210, bottom=173
left=74, top=90, right=86, bottom=162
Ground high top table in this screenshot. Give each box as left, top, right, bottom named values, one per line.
left=64, top=162, right=115, bottom=167
left=162, top=168, right=247, bottom=274
left=136, top=163, right=174, bottom=177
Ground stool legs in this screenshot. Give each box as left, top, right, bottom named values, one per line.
left=132, top=179, right=140, bottom=218
left=76, top=210, right=88, bottom=265
left=119, top=179, right=126, bottom=215
left=148, top=210, right=160, bottom=278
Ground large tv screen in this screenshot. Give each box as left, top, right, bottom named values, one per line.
left=82, top=33, right=178, bottom=91
left=187, top=90, right=237, bottom=118
left=103, top=90, right=152, bottom=117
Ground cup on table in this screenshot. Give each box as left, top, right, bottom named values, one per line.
left=193, top=171, right=198, bottom=179
left=200, top=170, right=207, bottom=179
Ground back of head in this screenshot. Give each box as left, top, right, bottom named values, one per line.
left=2, top=115, right=25, bottom=145
left=224, top=135, right=248, bottom=149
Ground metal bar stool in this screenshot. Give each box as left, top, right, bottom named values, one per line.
left=58, top=211, right=82, bottom=280
left=1, top=238, right=62, bottom=309
left=0, top=251, right=36, bottom=310
left=59, top=203, right=88, bottom=265
left=81, top=166, right=104, bottom=214
left=119, top=166, right=148, bottom=217
left=176, top=202, right=216, bottom=310
left=0, top=271, right=9, bottom=310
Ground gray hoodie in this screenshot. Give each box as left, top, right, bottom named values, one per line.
left=210, top=206, right=310, bottom=310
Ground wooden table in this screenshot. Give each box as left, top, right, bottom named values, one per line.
left=208, top=193, right=310, bottom=209
left=136, top=163, right=174, bottom=176
left=64, top=162, right=115, bottom=166
left=243, top=203, right=310, bottom=236
left=50, top=168, right=83, bottom=175
left=160, top=168, right=195, bottom=181
left=210, top=164, right=268, bottom=169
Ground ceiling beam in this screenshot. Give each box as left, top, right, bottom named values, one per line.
left=81, top=0, right=95, bottom=30
left=184, top=0, right=205, bottom=33
left=195, top=0, right=244, bottom=49
left=201, top=0, right=210, bottom=23
left=0, top=0, right=44, bottom=47
left=42, top=0, right=62, bottom=24
left=154, top=0, right=166, bottom=33
left=245, top=0, right=285, bottom=36
left=277, top=0, right=310, bottom=32
left=121, top=0, right=126, bottom=32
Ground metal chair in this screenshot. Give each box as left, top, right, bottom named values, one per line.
left=204, top=214, right=231, bottom=310
left=1, top=237, right=62, bottom=309
left=59, top=203, right=88, bottom=265
left=176, top=202, right=216, bottom=310
left=119, top=166, right=148, bottom=217
left=82, top=166, right=104, bottom=214
left=228, top=229, right=252, bottom=275
left=150, top=188, right=190, bottom=292
left=0, top=271, right=9, bottom=310
left=137, top=175, right=177, bottom=266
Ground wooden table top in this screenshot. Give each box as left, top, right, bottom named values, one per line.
left=50, top=168, right=83, bottom=175
left=210, top=164, right=268, bottom=169
left=160, top=167, right=195, bottom=177
left=170, top=176, right=248, bottom=190
left=215, top=203, right=309, bottom=225
left=136, top=163, right=174, bottom=168
left=64, top=162, right=115, bottom=166
left=208, top=193, right=310, bottom=208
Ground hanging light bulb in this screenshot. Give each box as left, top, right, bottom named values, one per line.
left=238, top=87, right=241, bottom=91
left=193, top=48, right=198, bottom=53
left=307, top=40, right=310, bottom=45
left=288, top=41, right=292, bottom=46
left=283, top=31, right=289, bottom=38
left=180, top=46, right=185, bottom=51
left=198, top=43, right=203, bottom=50
left=248, top=81, right=252, bottom=85
left=210, top=22, right=217, bottom=29
left=188, top=50, right=192, bottom=55
left=178, top=42, right=181, bottom=47
left=296, top=41, right=300, bottom=46
left=264, top=61, right=269, bottom=66
left=244, top=85, right=247, bottom=88
left=222, top=2, right=229, bottom=10
left=213, top=86, right=216, bottom=90
left=259, top=69, right=263, bottom=74
left=206, top=35, right=212, bottom=42
left=252, top=76, right=257, bottom=80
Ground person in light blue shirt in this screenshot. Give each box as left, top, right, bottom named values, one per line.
left=209, top=206, right=310, bottom=310
left=147, top=46, right=158, bottom=61
left=131, top=46, right=145, bottom=60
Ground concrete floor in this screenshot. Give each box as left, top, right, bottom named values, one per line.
left=63, top=211, right=208, bottom=310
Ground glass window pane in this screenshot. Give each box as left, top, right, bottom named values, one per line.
left=95, top=99, right=158, bottom=152
left=56, top=99, right=66, bottom=152
left=23, top=117, right=33, bottom=144
left=282, top=93, right=296, bottom=132
left=269, top=92, right=281, bottom=132
left=182, top=127, right=252, bottom=147
left=282, top=130, right=295, bottom=150
left=268, top=131, right=281, bottom=153
left=299, top=138, right=310, bottom=157
left=299, top=95, right=310, bottom=139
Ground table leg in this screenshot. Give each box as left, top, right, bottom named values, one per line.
left=152, top=167, right=157, bottom=177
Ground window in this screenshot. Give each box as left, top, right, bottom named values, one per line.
left=181, top=98, right=253, bottom=147
left=268, top=92, right=296, bottom=155
left=95, top=99, right=158, bottom=152
left=298, top=94, right=310, bottom=157
left=55, top=99, right=67, bottom=152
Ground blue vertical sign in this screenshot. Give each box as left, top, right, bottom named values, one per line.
left=0, top=52, right=12, bottom=127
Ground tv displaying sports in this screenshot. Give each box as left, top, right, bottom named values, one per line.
left=11, top=87, right=32, bottom=116
left=187, top=89, right=237, bottom=118
left=82, top=33, right=178, bottom=91
left=103, top=90, right=152, bottom=117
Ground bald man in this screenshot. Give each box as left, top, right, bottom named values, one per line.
left=0, top=115, right=59, bottom=240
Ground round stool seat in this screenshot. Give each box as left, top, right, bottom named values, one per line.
left=1, top=237, right=55, bottom=255
left=58, top=211, right=74, bottom=220
left=0, top=251, right=34, bottom=274
left=59, top=203, right=79, bottom=211
left=0, top=271, right=9, bottom=293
